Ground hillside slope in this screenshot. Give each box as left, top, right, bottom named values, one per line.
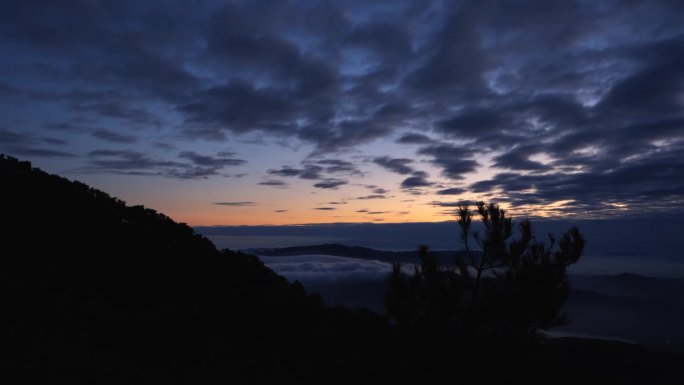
left=0, top=155, right=385, bottom=384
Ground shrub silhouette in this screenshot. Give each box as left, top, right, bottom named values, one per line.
left=386, top=202, right=585, bottom=343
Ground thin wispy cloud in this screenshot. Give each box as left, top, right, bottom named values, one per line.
left=213, top=201, right=255, bottom=207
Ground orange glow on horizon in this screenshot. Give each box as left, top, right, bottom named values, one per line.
left=160, top=198, right=592, bottom=226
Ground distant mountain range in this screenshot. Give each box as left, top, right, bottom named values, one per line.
left=245, top=243, right=477, bottom=264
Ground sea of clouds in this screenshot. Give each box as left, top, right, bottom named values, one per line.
left=258, top=254, right=393, bottom=283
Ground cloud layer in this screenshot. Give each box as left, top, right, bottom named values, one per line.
left=1, top=0, right=683, bottom=218
left=258, top=254, right=393, bottom=283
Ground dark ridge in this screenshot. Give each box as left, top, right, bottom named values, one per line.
left=245, top=243, right=477, bottom=264
left=0, top=154, right=386, bottom=384
left=570, top=273, right=684, bottom=306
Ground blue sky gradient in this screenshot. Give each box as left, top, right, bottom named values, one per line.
left=1, top=0, right=683, bottom=225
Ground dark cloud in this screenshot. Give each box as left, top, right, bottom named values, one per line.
left=258, top=180, right=288, bottom=187
left=152, top=142, right=175, bottom=150
left=436, top=187, right=466, bottom=195
left=178, top=151, right=247, bottom=167
left=373, top=156, right=414, bottom=175
left=418, top=145, right=479, bottom=180
left=92, top=129, right=137, bottom=144
left=0, top=129, right=29, bottom=144
left=207, top=4, right=339, bottom=102
left=396, top=133, right=434, bottom=145
left=79, top=102, right=162, bottom=128
left=267, top=159, right=361, bottom=190
left=402, top=6, right=488, bottom=99
left=596, top=53, right=684, bottom=119
left=300, top=165, right=326, bottom=180
left=213, top=201, right=255, bottom=207
left=177, top=3, right=344, bottom=146
left=299, top=119, right=393, bottom=154
left=273, top=165, right=320, bottom=179
left=0, top=0, right=199, bottom=107
left=42, top=137, right=67, bottom=145
left=0, top=129, right=75, bottom=158
left=45, top=122, right=81, bottom=131
left=0, top=129, right=67, bottom=147
left=356, top=195, right=387, bottom=200
left=373, top=188, right=389, bottom=194
left=430, top=201, right=470, bottom=208
left=436, top=108, right=503, bottom=140
left=401, top=171, right=434, bottom=189
left=88, top=150, right=180, bottom=172
left=313, top=179, right=348, bottom=190
left=345, top=21, right=412, bottom=63
left=470, top=145, right=684, bottom=215
left=86, top=149, right=245, bottom=179
left=181, top=81, right=300, bottom=138
left=3, top=147, right=75, bottom=158
left=492, top=146, right=550, bottom=171
left=314, top=207, right=336, bottom=211
left=274, top=209, right=288, bottom=213
left=268, top=166, right=303, bottom=178
left=311, top=159, right=362, bottom=175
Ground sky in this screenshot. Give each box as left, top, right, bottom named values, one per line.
left=1, top=0, right=683, bottom=226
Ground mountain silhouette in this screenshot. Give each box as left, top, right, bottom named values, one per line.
left=247, top=243, right=477, bottom=264
left=1, top=154, right=682, bottom=384
left=0, top=154, right=387, bottom=384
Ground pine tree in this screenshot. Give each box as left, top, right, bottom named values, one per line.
left=386, top=202, right=585, bottom=343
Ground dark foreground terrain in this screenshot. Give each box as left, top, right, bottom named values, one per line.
left=254, top=245, right=684, bottom=351
left=1, top=155, right=682, bottom=384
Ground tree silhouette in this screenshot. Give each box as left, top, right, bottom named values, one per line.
left=386, top=202, right=585, bottom=343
